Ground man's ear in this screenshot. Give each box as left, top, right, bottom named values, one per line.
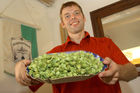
left=61, top=21, right=65, bottom=28
left=84, top=16, right=86, bottom=22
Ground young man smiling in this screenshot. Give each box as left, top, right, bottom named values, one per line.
left=15, top=1, right=138, bottom=93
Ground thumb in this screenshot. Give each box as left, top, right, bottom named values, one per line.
left=103, top=57, right=112, bottom=65
left=22, top=59, right=31, bottom=66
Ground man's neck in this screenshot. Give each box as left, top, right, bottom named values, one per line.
left=68, top=31, right=85, bottom=44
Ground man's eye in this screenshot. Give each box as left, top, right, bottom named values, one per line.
left=65, top=15, right=70, bottom=19
left=74, top=11, right=80, bottom=15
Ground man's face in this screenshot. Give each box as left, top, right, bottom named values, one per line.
left=61, top=5, right=85, bottom=34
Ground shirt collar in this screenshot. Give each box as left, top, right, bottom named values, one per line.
left=65, top=31, right=90, bottom=46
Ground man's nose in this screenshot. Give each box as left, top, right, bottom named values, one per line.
left=71, top=14, right=75, bottom=19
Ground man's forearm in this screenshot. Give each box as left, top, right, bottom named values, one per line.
left=118, top=63, right=138, bottom=82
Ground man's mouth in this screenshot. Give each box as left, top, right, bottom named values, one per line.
left=70, top=21, right=79, bottom=26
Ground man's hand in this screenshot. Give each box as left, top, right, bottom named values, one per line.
left=98, top=57, right=138, bottom=85
left=98, top=57, right=119, bottom=85
left=15, top=60, right=40, bottom=86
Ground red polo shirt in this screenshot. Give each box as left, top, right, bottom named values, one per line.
left=29, top=32, right=129, bottom=93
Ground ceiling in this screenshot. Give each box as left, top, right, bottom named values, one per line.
left=38, top=0, right=55, bottom=7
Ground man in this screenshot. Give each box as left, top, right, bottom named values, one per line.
left=15, top=1, right=138, bottom=93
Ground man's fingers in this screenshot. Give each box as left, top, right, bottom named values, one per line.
left=98, top=57, right=119, bottom=85
left=21, top=71, right=31, bottom=84
left=20, top=73, right=32, bottom=86
left=19, top=78, right=32, bottom=86
left=99, top=73, right=119, bottom=85
left=98, top=70, right=119, bottom=84
left=109, top=77, right=119, bottom=85
left=100, top=57, right=118, bottom=77
left=99, top=69, right=115, bottom=78
left=21, top=71, right=40, bottom=85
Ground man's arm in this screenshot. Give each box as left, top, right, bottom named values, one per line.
left=118, top=63, right=138, bottom=82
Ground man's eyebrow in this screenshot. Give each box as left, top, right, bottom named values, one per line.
left=64, top=13, right=70, bottom=16
left=74, top=10, right=80, bottom=12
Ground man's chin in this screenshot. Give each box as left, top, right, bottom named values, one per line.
left=70, top=29, right=83, bottom=34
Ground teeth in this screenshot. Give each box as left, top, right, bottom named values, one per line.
left=72, top=22, right=78, bottom=25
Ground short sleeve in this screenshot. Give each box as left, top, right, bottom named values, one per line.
left=108, top=39, right=129, bottom=65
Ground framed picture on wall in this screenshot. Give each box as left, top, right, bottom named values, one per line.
left=11, top=37, right=32, bottom=63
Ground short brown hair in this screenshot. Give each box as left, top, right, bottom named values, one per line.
left=60, top=1, right=84, bottom=21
